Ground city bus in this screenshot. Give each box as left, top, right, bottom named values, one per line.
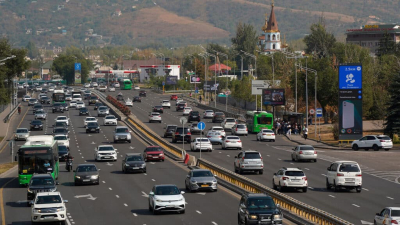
left=52, top=89, right=66, bottom=103
left=120, top=79, right=132, bottom=90
left=16, top=135, right=59, bottom=185
left=246, top=111, right=274, bottom=133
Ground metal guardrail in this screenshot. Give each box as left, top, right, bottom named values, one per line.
left=96, top=89, right=353, bottom=225
left=3, top=103, right=20, bottom=123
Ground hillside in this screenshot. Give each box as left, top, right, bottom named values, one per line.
left=0, top=0, right=399, bottom=48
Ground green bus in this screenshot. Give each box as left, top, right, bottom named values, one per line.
left=16, top=135, right=59, bottom=185
left=52, top=89, right=66, bottom=104
left=246, top=111, right=274, bottom=133
left=120, top=79, right=132, bottom=90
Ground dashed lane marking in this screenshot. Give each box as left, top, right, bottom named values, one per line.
left=328, top=195, right=335, bottom=198
left=124, top=203, right=128, bottom=207
left=133, top=213, right=138, bottom=217
left=116, top=195, right=120, bottom=198
left=352, top=204, right=360, bottom=207
left=387, top=196, right=394, bottom=200
left=109, top=187, right=112, bottom=190
left=196, top=210, right=202, bottom=214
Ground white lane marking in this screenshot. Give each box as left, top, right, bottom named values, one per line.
left=267, top=155, right=270, bottom=157
left=82, top=156, right=84, bottom=158
left=116, top=195, right=120, bottom=198
left=151, top=179, right=156, bottom=181
left=352, top=204, right=360, bottom=207
left=308, top=187, right=314, bottom=189
left=227, top=155, right=230, bottom=157
left=124, top=203, right=128, bottom=207
left=278, top=158, right=282, bottom=161
left=102, top=181, right=106, bottom=183
left=212, top=222, right=218, bottom=225
left=109, top=187, right=112, bottom=190
left=321, top=174, right=327, bottom=176
left=219, top=152, right=221, bottom=153
left=328, top=195, right=335, bottom=198
left=304, top=168, right=310, bottom=170
left=362, top=188, right=369, bottom=191
left=290, top=163, right=294, bottom=165
left=133, top=213, right=138, bottom=217
left=387, top=196, right=394, bottom=200
left=196, top=210, right=202, bottom=214
left=144, top=173, right=147, bottom=175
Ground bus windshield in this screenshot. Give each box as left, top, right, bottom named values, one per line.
left=18, top=152, right=54, bottom=174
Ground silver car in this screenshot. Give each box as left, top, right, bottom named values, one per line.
left=231, top=124, right=248, bottom=136
left=114, top=126, right=132, bottom=143
left=97, top=106, right=110, bottom=117
left=234, top=151, right=264, bottom=175
left=14, top=128, right=30, bottom=141
left=206, top=130, right=223, bottom=145
left=203, top=110, right=214, bottom=118
left=189, top=123, right=201, bottom=134
left=291, top=145, right=317, bottom=162
left=34, top=110, right=47, bottom=120
left=185, top=169, right=217, bottom=192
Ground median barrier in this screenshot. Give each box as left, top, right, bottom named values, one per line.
left=196, top=158, right=353, bottom=225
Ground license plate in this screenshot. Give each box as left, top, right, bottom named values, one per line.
left=104, top=156, right=110, bottom=159
left=305, top=152, right=313, bottom=155
left=291, top=179, right=300, bottom=182
left=249, top=161, right=257, bottom=164
left=201, top=184, right=209, bottom=187
left=266, top=134, right=271, bottom=136
left=45, top=216, right=54, bottom=219
left=83, top=179, right=90, bottom=182
left=153, top=157, right=159, bottom=158
left=231, top=141, right=236, bottom=143
left=132, top=167, right=139, bottom=169
left=91, top=129, right=95, bottom=131
left=35, top=126, right=39, bottom=128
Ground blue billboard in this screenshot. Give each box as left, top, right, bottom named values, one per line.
left=339, top=65, right=362, bottom=89
left=166, top=76, right=178, bottom=85
left=74, top=63, right=81, bottom=84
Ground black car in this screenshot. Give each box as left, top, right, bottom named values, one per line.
left=176, top=103, right=185, bottom=111
left=53, top=122, right=68, bottom=130
left=133, top=96, right=141, bottom=102
left=41, top=88, right=48, bottom=93
left=86, top=122, right=100, bottom=133
left=40, top=96, right=51, bottom=104
left=30, top=120, right=43, bottom=130
left=153, top=106, right=164, bottom=113
left=163, top=125, right=177, bottom=138
left=172, top=127, right=191, bottom=143
left=121, top=153, right=146, bottom=173
left=89, top=96, right=98, bottom=105
left=32, top=104, right=44, bottom=113
left=188, top=111, right=201, bottom=122
left=139, top=90, right=146, bottom=97
left=52, top=103, right=64, bottom=113
left=58, top=145, right=69, bottom=161
left=94, top=102, right=103, bottom=110
left=238, top=193, right=283, bottom=225
left=84, top=93, right=91, bottom=100
left=74, top=164, right=100, bottom=185
left=27, top=174, right=57, bottom=205
left=212, top=112, right=226, bottom=123
left=117, top=95, right=124, bottom=101
left=28, top=85, right=34, bottom=91
left=62, top=103, right=69, bottom=111
left=79, top=107, right=89, bottom=115
left=53, top=127, right=69, bottom=137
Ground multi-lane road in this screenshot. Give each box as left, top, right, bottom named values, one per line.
left=107, top=88, right=400, bottom=224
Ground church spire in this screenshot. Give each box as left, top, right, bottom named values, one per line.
left=265, top=0, right=279, bottom=33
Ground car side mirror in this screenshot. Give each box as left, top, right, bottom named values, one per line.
left=292, top=148, right=295, bottom=151
left=30, top=201, right=34, bottom=205
left=327, top=167, right=330, bottom=171
left=240, top=204, right=246, bottom=209
left=186, top=175, right=190, bottom=178
left=149, top=191, right=154, bottom=196
left=56, top=182, right=60, bottom=185
left=276, top=204, right=280, bottom=208
left=180, top=191, right=185, bottom=194
left=274, top=173, right=277, bottom=175
left=214, top=174, right=217, bottom=177
left=114, top=149, right=117, bottom=151
left=376, top=213, right=380, bottom=216
left=234, top=156, right=238, bottom=158
left=64, top=200, right=68, bottom=203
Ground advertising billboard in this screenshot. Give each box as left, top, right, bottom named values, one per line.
left=166, top=76, right=178, bottom=85
left=203, top=81, right=219, bottom=92
left=74, top=63, right=81, bottom=84
left=338, top=64, right=363, bottom=141
left=251, top=80, right=281, bottom=95
left=190, top=76, right=201, bottom=83
left=262, top=89, right=285, bottom=106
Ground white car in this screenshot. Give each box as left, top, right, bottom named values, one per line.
left=203, top=110, right=214, bottom=118
left=149, top=112, right=162, bottom=123
left=231, top=124, right=248, bottom=136
left=374, top=207, right=400, bottom=225
left=95, top=145, right=117, bottom=161
left=203, top=126, right=226, bottom=137
left=256, top=129, right=275, bottom=142
left=190, top=138, right=213, bottom=152
left=113, top=82, right=120, bottom=88
left=222, top=136, right=242, bottom=150
left=221, top=118, right=237, bottom=131
left=69, top=100, right=77, bottom=108
left=134, top=86, right=140, bottom=90
left=291, top=145, right=317, bottom=162
left=272, top=167, right=308, bottom=192
left=84, top=83, right=91, bottom=88
left=183, top=107, right=192, bottom=115
left=326, top=161, right=362, bottom=192
left=54, top=134, right=70, bottom=148
left=84, top=117, right=98, bottom=127
left=92, top=82, right=98, bottom=87
left=351, top=135, right=393, bottom=151
left=108, top=86, right=115, bottom=92
left=161, top=100, right=171, bottom=108
left=149, top=184, right=185, bottom=214
left=31, top=192, right=68, bottom=224
left=55, top=116, right=69, bottom=126
left=18, top=84, right=24, bottom=89
left=23, top=95, right=31, bottom=102
left=76, top=101, right=85, bottom=109
left=103, top=115, right=118, bottom=126
left=97, top=106, right=110, bottom=117
left=176, top=98, right=183, bottom=105
left=65, top=94, right=72, bottom=101
left=72, top=94, right=82, bottom=101
left=98, top=85, right=107, bottom=92
left=125, top=98, right=133, bottom=107
left=35, top=86, right=42, bottom=91
left=48, top=87, right=55, bottom=92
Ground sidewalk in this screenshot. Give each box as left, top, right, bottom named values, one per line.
left=0, top=104, right=11, bottom=137
left=284, top=134, right=346, bottom=150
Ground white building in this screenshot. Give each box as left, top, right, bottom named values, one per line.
left=139, top=65, right=181, bottom=83
left=259, top=1, right=281, bottom=53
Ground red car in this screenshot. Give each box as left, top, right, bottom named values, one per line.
left=170, top=95, right=178, bottom=100
left=143, top=146, right=165, bottom=162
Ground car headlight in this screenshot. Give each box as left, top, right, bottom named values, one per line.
left=154, top=198, right=161, bottom=202
left=115, top=136, right=119, bottom=139
left=75, top=176, right=81, bottom=179
left=27, top=188, right=33, bottom=193
left=33, top=208, right=41, bottom=213
left=250, top=215, right=257, bottom=220
left=190, top=179, right=197, bottom=183
left=273, top=214, right=282, bottom=220
left=57, top=206, right=65, bottom=212
left=50, top=188, right=57, bottom=192
left=141, top=164, right=146, bottom=168
left=212, top=179, right=217, bottom=183
left=91, top=175, right=99, bottom=179
left=125, top=163, right=130, bottom=167
left=159, top=154, right=163, bottom=156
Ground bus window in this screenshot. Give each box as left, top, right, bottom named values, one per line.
left=257, top=117, right=272, bottom=125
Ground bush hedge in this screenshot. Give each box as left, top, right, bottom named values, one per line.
left=106, top=95, right=131, bottom=116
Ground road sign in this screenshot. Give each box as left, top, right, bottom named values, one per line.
left=309, top=109, right=315, bottom=115
left=162, top=81, right=165, bottom=86
left=197, top=122, right=206, bottom=130
left=74, top=63, right=81, bottom=71
left=180, top=117, right=187, bottom=125
left=316, top=108, right=323, bottom=118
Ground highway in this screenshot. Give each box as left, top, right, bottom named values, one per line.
left=109, top=88, right=400, bottom=224
left=1, top=91, right=245, bottom=225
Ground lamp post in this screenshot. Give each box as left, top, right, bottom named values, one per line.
left=199, top=53, right=208, bottom=103
left=284, top=51, right=305, bottom=113
left=213, top=51, right=229, bottom=111
left=205, top=52, right=217, bottom=107
left=241, top=50, right=257, bottom=110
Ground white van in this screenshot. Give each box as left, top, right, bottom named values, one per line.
left=326, top=161, right=362, bottom=193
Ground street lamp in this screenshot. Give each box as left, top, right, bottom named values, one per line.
left=212, top=51, right=229, bottom=111
left=204, top=52, right=217, bottom=107
left=241, top=50, right=258, bottom=110
left=284, top=51, right=305, bottom=113
left=199, top=53, right=208, bottom=103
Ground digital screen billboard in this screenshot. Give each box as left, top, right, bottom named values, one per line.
left=166, top=76, right=177, bottom=85
left=190, top=76, right=201, bottom=83
left=262, top=89, right=285, bottom=106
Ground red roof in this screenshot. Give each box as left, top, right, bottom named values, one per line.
left=208, top=63, right=231, bottom=72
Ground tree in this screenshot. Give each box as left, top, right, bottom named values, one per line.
left=377, top=32, right=397, bottom=57
left=52, top=48, right=92, bottom=84
left=25, top=41, right=39, bottom=59
left=384, top=71, right=400, bottom=138
left=303, top=20, right=336, bottom=58
left=231, top=22, right=259, bottom=70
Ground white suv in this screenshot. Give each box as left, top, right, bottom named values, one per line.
left=234, top=151, right=264, bottom=175
left=190, top=138, right=213, bottom=152
left=31, top=192, right=68, bottom=224
left=351, top=135, right=393, bottom=151
left=161, top=100, right=171, bottom=108
left=326, top=161, right=362, bottom=193
left=272, top=167, right=308, bottom=192
left=95, top=145, right=117, bottom=161
left=221, top=118, right=237, bottom=131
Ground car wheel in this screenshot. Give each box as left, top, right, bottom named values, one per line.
left=259, top=170, right=263, bottom=175
left=356, top=186, right=362, bottom=193
left=372, top=145, right=379, bottom=151
left=352, top=144, right=359, bottom=151
left=238, top=168, right=243, bottom=175
left=180, top=209, right=185, bottom=214
left=114, top=140, right=117, bottom=143
left=60, top=220, right=66, bottom=225
left=326, top=178, right=331, bottom=190
left=153, top=208, right=158, bottom=215
left=334, top=181, right=339, bottom=192
left=291, top=155, right=295, bottom=161
left=128, top=140, right=131, bottom=143
left=314, top=159, right=317, bottom=162
left=303, top=187, right=308, bottom=193
left=278, top=182, right=283, bottom=192
left=384, top=148, right=390, bottom=151
left=272, top=180, right=277, bottom=190
left=149, top=203, right=153, bottom=212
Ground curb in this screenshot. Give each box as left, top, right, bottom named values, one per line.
left=284, top=135, right=350, bottom=150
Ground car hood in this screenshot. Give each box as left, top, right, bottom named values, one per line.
left=126, top=161, right=145, bottom=166
left=154, top=194, right=183, bottom=201
left=34, top=203, right=64, bottom=209
left=97, top=150, right=116, bottom=154
left=29, top=185, right=56, bottom=190
left=87, top=125, right=99, bottom=129
left=145, top=151, right=163, bottom=154
left=76, top=171, right=98, bottom=176
left=105, top=118, right=116, bottom=121
left=191, top=177, right=216, bottom=183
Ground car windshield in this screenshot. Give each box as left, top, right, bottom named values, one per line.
left=215, top=112, right=224, bottom=116
left=58, top=146, right=68, bottom=153
left=116, top=128, right=129, bottom=133
left=145, top=147, right=163, bottom=152
left=105, top=116, right=115, bottom=119
left=31, top=121, right=41, bottom=125
left=191, top=111, right=199, bottom=115
left=54, top=136, right=67, bottom=140
left=155, top=106, right=162, bottom=108
left=99, top=106, right=107, bottom=110
left=80, top=108, right=87, bottom=111
left=77, top=102, right=83, bottom=105
left=339, top=164, right=360, bottom=172
left=167, top=126, right=177, bottom=131
left=244, top=153, right=261, bottom=159
left=31, top=178, right=55, bottom=186
left=206, top=110, right=213, bottom=113
left=55, top=122, right=66, bottom=126
left=197, top=138, right=209, bottom=142
left=208, top=132, right=221, bottom=137
left=163, top=100, right=169, bottom=103
left=35, top=195, right=62, bottom=204
left=96, top=103, right=103, bottom=106
left=126, top=156, right=143, bottom=161
left=98, top=146, right=114, bottom=151
left=237, top=125, right=246, bottom=128
left=29, top=99, right=36, bottom=102
left=16, top=129, right=28, bottom=133
left=57, top=117, right=67, bottom=120
left=76, top=166, right=97, bottom=172
left=247, top=198, right=276, bottom=209
left=213, top=128, right=224, bottom=131
left=285, top=171, right=305, bottom=176
left=262, top=130, right=274, bottom=133
left=90, top=97, right=97, bottom=100
left=155, top=186, right=180, bottom=195
left=299, top=146, right=315, bottom=150
left=87, top=122, right=98, bottom=126
left=377, top=136, right=391, bottom=140
left=392, top=210, right=400, bottom=216
left=34, top=105, right=42, bottom=109
left=185, top=107, right=191, bottom=110
left=193, top=171, right=213, bottom=177
left=226, top=119, right=235, bottom=122
left=54, top=129, right=66, bottom=133
left=86, top=118, right=96, bottom=121
left=54, top=103, right=61, bottom=107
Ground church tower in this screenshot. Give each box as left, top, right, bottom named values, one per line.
left=262, top=0, right=281, bottom=53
